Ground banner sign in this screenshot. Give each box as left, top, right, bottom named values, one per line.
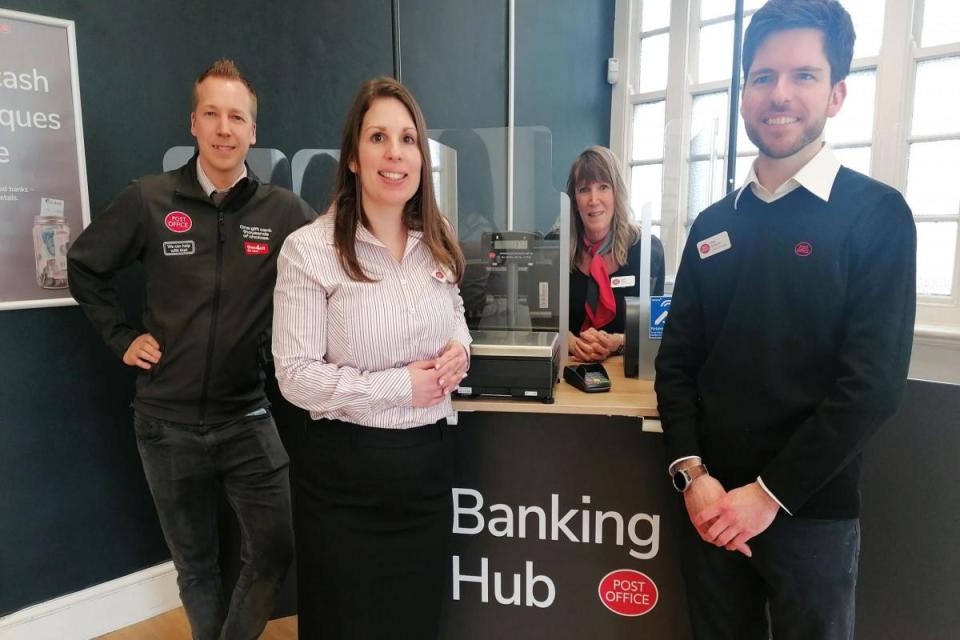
left=0, top=9, right=90, bottom=310
left=441, top=412, right=692, bottom=639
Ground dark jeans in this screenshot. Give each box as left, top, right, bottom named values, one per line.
left=134, top=410, right=294, bottom=640
left=680, top=511, right=861, bottom=640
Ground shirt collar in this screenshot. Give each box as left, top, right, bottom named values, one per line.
left=196, top=159, right=247, bottom=198
left=733, top=143, right=841, bottom=210
left=355, top=219, right=424, bottom=251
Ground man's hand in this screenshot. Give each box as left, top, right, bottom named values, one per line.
left=123, top=333, right=162, bottom=370
left=681, top=473, right=756, bottom=556
left=434, top=340, right=469, bottom=395
left=695, top=482, right=780, bottom=557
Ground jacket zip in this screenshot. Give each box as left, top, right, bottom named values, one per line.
left=198, top=210, right=226, bottom=424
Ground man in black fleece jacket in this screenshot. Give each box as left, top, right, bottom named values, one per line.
left=67, top=59, right=313, bottom=640
left=654, top=2, right=916, bottom=639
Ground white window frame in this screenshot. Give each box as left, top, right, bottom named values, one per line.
left=610, top=0, right=960, bottom=335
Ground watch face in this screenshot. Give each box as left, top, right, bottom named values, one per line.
left=672, top=471, right=687, bottom=492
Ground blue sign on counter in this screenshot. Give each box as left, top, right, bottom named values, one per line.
left=650, top=296, right=671, bottom=339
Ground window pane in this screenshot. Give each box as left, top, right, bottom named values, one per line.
left=641, top=0, right=671, bottom=32
left=687, top=159, right=724, bottom=223
left=735, top=102, right=759, bottom=155
left=700, top=0, right=734, bottom=21
left=631, top=164, right=663, bottom=223
left=841, top=0, right=884, bottom=58
left=691, top=92, right=728, bottom=157
left=833, top=146, right=871, bottom=176
left=699, top=20, right=735, bottom=83
left=916, top=221, right=957, bottom=297
left=912, top=57, right=960, bottom=137
left=921, top=0, right=960, bottom=47
left=906, top=140, right=960, bottom=216
left=638, top=33, right=670, bottom=93
left=734, top=154, right=756, bottom=186
left=825, top=70, right=876, bottom=144
left=632, top=101, right=666, bottom=161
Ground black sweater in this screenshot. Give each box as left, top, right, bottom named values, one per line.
left=655, top=168, right=916, bottom=518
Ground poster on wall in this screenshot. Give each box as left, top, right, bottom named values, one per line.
left=0, top=9, right=90, bottom=311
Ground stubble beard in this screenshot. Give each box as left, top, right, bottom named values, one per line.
left=744, top=114, right=827, bottom=160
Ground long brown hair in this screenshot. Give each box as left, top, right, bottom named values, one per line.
left=329, top=77, right=465, bottom=283
left=565, top=145, right=639, bottom=270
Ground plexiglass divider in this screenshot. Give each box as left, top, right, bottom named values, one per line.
left=429, top=126, right=569, bottom=370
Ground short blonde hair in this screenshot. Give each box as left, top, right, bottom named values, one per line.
left=192, top=58, right=258, bottom=121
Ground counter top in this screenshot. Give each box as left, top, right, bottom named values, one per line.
left=452, top=356, right=659, bottom=419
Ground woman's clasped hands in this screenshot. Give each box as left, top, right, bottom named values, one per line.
left=408, top=340, right=469, bottom=407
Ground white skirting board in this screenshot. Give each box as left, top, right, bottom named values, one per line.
left=0, top=562, right=180, bottom=640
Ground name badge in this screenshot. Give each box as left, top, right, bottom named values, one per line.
left=432, top=264, right=454, bottom=283
left=163, top=240, right=195, bottom=256
left=697, top=231, right=732, bottom=259
left=610, top=275, right=635, bottom=288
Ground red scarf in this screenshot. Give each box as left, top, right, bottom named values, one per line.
left=581, top=236, right=616, bottom=331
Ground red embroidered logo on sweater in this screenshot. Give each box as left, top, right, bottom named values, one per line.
left=794, top=242, right=813, bottom=257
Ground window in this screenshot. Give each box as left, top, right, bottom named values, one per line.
left=624, top=0, right=671, bottom=239
left=904, top=0, right=960, bottom=320
left=610, top=0, right=960, bottom=332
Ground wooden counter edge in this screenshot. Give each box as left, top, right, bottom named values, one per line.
left=452, top=356, right=660, bottom=419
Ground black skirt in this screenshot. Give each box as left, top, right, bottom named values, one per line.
left=293, top=418, right=453, bottom=640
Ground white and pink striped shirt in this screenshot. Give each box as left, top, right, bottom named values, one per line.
left=272, top=213, right=472, bottom=428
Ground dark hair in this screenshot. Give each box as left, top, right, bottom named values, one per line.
left=329, top=77, right=464, bottom=283
left=742, top=0, right=856, bottom=86
left=193, top=58, right=258, bottom=121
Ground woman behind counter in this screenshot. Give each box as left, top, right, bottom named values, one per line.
left=272, top=77, right=471, bottom=639
left=567, top=145, right=665, bottom=362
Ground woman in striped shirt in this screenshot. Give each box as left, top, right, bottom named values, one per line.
left=273, top=77, right=471, bottom=639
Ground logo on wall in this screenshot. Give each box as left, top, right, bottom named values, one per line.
left=598, top=569, right=659, bottom=617
left=164, top=211, right=192, bottom=233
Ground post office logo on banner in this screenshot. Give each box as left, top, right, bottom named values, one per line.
left=164, top=211, right=192, bottom=233
left=598, top=569, right=659, bottom=616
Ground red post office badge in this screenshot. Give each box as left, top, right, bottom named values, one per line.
left=164, top=211, right=193, bottom=233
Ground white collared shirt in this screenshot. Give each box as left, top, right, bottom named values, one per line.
left=272, top=214, right=472, bottom=429
left=196, top=160, right=248, bottom=198
left=733, top=142, right=842, bottom=210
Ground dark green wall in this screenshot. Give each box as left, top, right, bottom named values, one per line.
left=0, top=0, right=394, bottom=615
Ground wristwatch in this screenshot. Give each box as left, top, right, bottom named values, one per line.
left=671, top=463, right=709, bottom=493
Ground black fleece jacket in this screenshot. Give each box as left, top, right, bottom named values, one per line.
left=68, top=156, right=314, bottom=424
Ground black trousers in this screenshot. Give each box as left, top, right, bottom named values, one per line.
left=293, top=418, right=453, bottom=640
left=134, top=410, right=294, bottom=640
left=679, top=510, right=860, bottom=640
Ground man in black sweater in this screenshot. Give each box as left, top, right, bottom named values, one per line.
left=654, top=2, right=916, bottom=639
